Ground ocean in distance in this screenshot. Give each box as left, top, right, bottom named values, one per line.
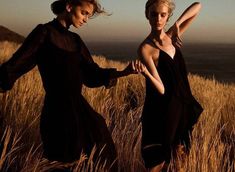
left=86, top=41, right=235, bottom=84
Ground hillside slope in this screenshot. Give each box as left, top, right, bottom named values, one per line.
left=0, top=25, right=25, bottom=43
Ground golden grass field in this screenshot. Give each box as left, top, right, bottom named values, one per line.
left=0, top=41, right=234, bottom=172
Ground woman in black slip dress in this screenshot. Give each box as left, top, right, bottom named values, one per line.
left=135, top=0, right=203, bottom=171
left=0, top=0, right=136, bottom=171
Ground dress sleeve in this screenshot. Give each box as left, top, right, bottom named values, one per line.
left=0, top=24, right=47, bottom=91
left=78, top=36, right=117, bottom=88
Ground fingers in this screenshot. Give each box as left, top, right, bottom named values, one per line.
left=139, top=62, right=146, bottom=73
left=177, top=36, right=183, bottom=47
left=124, top=61, right=137, bottom=75
left=131, top=61, right=136, bottom=71
left=171, top=24, right=183, bottom=48
left=135, top=60, right=140, bottom=72
left=173, top=36, right=183, bottom=48
left=132, top=60, right=146, bottom=74
left=134, top=60, right=141, bottom=72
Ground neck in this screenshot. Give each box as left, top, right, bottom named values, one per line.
left=149, top=29, right=165, bottom=41
left=56, top=14, right=71, bottom=29
left=148, top=29, right=167, bottom=46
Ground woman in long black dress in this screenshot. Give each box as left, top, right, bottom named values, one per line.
left=135, top=0, right=203, bottom=171
left=0, top=0, right=135, bottom=171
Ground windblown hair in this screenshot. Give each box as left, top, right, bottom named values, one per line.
left=51, top=0, right=106, bottom=16
left=145, top=0, right=175, bottom=19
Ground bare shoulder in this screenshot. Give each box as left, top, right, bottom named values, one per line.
left=137, top=41, right=149, bottom=58
left=137, top=39, right=160, bottom=62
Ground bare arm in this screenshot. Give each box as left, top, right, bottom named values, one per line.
left=176, top=2, right=201, bottom=35
left=137, top=45, right=165, bottom=95
left=167, top=2, right=202, bottom=45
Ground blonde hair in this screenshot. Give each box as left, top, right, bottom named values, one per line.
left=145, top=0, right=175, bottom=19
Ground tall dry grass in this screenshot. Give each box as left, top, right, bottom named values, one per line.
left=0, top=41, right=234, bottom=172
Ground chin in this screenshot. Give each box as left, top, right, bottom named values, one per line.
left=73, top=24, right=81, bottom=28
left=153, top=28, right=163, bottom=32
left=151, top=25, right=163, bottom=31
left=156, top=26, right=163, bottom=30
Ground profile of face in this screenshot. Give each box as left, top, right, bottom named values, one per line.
left=147, top=2, right=170, bottom=31
left=66, top=1, right=94, bottom=28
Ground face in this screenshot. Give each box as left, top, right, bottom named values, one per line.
left=67, top=2, right=94, bottom=28
left=147, top=3, right=169, bottom=31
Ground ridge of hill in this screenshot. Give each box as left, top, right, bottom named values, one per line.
left=0, top=25, right=25, bottom=43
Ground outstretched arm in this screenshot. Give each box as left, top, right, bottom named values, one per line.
left=167, top=2, right=202, bottom=46
left=78, top=36, right=136, bottom=88
left=108, top=61, right=136, bottom=78
left=0, top=24, right=47, bottom=92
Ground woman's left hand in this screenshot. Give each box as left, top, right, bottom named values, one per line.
left=168, top=22, right=182, bottom=48
left=123, top=60, right=147, bottom=75
left=133, top=60, right=147, bottom=75
left=123, top=60, right=138, bottom=75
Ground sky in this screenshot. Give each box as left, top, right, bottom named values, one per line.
left=0, top=0, right=235, bottom=43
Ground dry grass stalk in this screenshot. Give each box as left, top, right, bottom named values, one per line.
left=0, top=42, right=234, bottom=172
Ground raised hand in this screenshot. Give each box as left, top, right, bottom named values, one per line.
left=168, top=22, right=183, bottom=48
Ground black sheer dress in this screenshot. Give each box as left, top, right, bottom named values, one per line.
left=0, top=19, right=117, bottom=167
left=141, top=47, right=203, bottom=168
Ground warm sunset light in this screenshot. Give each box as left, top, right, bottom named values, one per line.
left=0, top=1, right=234, bottom=171
left=0, top=0, right=235, bottom=43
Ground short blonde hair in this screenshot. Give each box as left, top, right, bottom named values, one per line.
left=145, top=0, right=175, bottom=19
